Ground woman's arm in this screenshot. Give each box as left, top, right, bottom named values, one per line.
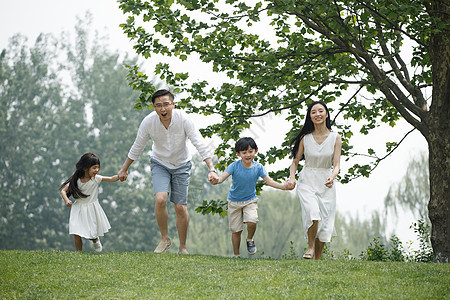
left=325, top=134, right=342, bottom=188
left=287, top=138, right=304, bottom=188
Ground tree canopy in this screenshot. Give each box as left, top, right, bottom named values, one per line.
left=117, top=0, right=449, bottom=261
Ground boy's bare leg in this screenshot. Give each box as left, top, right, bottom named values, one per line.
left=74, top=235, right=82, bottom=251
left=232, top=231, right=242, bottom=256
left=246, top=222, right=257, bottom=241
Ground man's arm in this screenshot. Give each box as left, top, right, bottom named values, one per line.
left=204, top=157, right=219, bottom=182
left=118, top=157, right=134, bottom=182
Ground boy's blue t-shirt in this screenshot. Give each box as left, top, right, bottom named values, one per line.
left=225, top=160, right=268, bottom=202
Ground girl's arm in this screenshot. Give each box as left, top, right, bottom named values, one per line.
left=325, top=134, right=342, bottom=188
left=102, top=175, right=120, bottom=182
left=60, top=185, right=72, bottom=207
left=210, top=171, right=231, bottom=185
left=263, top=176, right=289, bottom=190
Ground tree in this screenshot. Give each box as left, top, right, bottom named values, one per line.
left=0, top=15, right=164, bottom=251
left=117, top=0, right=449, bottom=262
left=331, top=211, right=388, bottom=258
left=385, top=152, right=430, bottom=223
left=60, top=17, right=161, bottom=251
left=0, top=33, right=82, bottom=250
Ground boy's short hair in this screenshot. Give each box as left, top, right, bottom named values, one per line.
left=235, top=137, right=258, bottom=152
left=151, top=89, right=174, bottom=104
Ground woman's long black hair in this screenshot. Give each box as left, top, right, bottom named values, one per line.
left=290, top=101, right=332, bottom=160
left=59, top=153, right=101, bottom=199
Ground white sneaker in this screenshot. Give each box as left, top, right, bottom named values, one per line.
left=154, top=238, right=172, bottom=253
left=93, top=238, right=102, bottom=252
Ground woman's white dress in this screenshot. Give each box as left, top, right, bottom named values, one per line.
left=296, top=132, right=337, bottom=242
left=69, top=175, right=111, bottom=239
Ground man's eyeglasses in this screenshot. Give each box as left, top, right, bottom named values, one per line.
left=154, top=102, right=173, bottom=109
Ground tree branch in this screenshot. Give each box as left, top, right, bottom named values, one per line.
left=355, top=0, right=427, bottom=47
left=346, top=127, right=417, bottom=179
left=374, top=20, right=428, bottom=117
left=332, top=85, right=364, bottom=125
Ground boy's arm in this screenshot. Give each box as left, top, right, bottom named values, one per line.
left=263, top=175, right=288, bottom=190
left=60, top=185, right=72, bottom=207
left=210, top=171, right=231, bottom=185
left=102, top=175, right=119, bottom=182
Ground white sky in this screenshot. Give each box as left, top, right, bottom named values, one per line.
left=0, top=0, right=429, bottom=245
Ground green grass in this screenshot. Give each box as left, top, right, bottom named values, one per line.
left=0, top=251, right=448, bottom=299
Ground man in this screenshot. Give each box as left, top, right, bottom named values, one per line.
left=118, top=89, right=218, bottom=254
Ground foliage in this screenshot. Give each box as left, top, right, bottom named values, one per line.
left=388, top=235, right=405, bottom=262
left=117, top=0, right=450, bottom=261
left=0, top=15, right=163, bottom=251
left=360, top=237, right=389, bottom=261
left=195, top=199, right=228, bottom=218
left=360, top=220, right=434, bottom=263
left=408, top=219, right=433, bottom=263
left=323, top=245, right=354, bottom=261
left=384, top=152, right=430, bottom=223
left=281, top=241, right=300, bottom=260
left=116, top=0, right=447, bottom=182
left=1, top=250, right=449, bottom=299
left=0, top=33, right=76, bottom=250
left=329, top=210, right=387, bottom=256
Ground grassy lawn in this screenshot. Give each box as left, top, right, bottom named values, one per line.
left=0, top=250, right=448, bottom=299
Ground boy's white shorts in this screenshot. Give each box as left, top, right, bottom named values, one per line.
left=227, top=198, right=258, bottom=233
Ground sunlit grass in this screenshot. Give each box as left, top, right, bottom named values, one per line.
left=0, top=250, right=448, bottom=299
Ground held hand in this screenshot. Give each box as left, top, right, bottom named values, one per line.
left=285, top=178, right=296, bottom=190
left=118, top=169, right=128, bottom=182
left=284, top=181, right=295, bottom=190
left=208, top=172, right=219, bottom=184
left=66, top=200, right=72, bottom=207
left=325, top=177, right=334, bottom=188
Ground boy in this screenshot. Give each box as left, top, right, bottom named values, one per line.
left=210, top=137, right=289, bottom=257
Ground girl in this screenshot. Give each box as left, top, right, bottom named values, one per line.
left=60, top=153, right=119, bottom=252
left=287, top=101, right=342, bottom=260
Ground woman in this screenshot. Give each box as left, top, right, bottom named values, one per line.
left=287, top=101, right=342, bottom=260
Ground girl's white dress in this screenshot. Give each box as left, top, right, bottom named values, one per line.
left=296, top=131, right=337, bottom=242
left=69, top=175, right=111, bottom=239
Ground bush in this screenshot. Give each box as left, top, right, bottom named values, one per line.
left=360, top=237, right=389, bottom=261
left=360, top=219, right=434, bottom=263
left=388, top=235, right=405, bottom=262
left=408, top=219, right=433, bottom=263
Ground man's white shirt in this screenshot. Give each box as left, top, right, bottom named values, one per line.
left=128, top=109, right=212, bottom=169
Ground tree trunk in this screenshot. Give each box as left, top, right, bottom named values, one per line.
left=427, top=0, right=450, bottom=262
left=428, top=134, right=450, bottom=263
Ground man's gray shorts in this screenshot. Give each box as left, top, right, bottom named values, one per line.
left=150, top=158, right=192, bottom=205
